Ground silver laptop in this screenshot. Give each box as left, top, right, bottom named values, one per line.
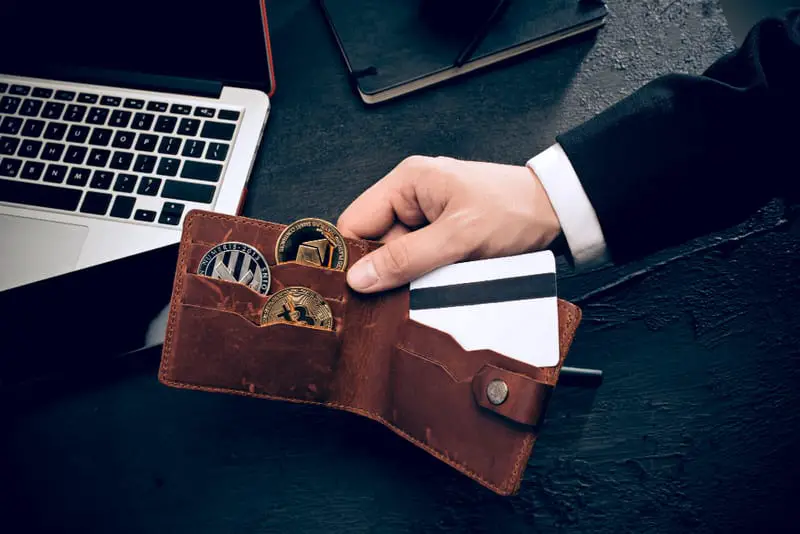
left=0, top=0, right=274, bottom=292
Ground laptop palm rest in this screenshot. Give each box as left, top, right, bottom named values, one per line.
left=0, top=214, right=88, bottom=291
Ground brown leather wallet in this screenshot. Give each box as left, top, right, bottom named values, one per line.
left=159, top=210, right=583, bottom=496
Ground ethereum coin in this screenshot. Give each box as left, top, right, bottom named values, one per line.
left=275, top=218, right=348, bottom=271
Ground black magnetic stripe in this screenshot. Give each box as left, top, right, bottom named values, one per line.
left=409, top=273, right=556, bottom=310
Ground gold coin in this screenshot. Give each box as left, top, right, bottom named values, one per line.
left=275, top=218, right=348, bottom=271
left=261, top=286, right=334, bottom=330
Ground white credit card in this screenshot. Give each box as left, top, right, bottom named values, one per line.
left=409, top=251, right=559, bottom=367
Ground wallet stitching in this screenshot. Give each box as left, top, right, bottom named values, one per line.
left=394, top=344, right=469, bottom=384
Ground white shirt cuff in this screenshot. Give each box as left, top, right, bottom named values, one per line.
left=527, top=143, right=610, bottom=269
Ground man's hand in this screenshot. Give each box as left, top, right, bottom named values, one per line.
left=337, top=156, right=562, bottom=293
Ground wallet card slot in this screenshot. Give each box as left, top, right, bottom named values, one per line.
left=181, top=273, right=346, bottom=327
left=388, top=344, right=535, bottom=495
left=164, top=304, right=342, bottom=402
left=268, top=262, right=348, bottom=301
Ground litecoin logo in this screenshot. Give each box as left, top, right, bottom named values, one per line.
left=197, top=241, right=271, bottom=295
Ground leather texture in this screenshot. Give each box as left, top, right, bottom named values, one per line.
left=159, top=210, right=583, bottom=496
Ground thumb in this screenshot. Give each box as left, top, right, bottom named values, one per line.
left=346, top=221, right=466, bottom=293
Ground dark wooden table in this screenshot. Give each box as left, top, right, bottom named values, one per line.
left=4, top=1, right=800, bottom=532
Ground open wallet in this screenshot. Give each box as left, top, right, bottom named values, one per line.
left=158, top=210, right=583, bottom=496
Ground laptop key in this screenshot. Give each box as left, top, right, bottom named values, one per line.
left=89, top=128, right=113, bottom=146
left=100, top=96, right=122, bottom=107
left=218, top=110, right=240, bottom=121
left=67, top=167, right=91, bottom=187
left=21, top=119, right=45, bottom=138
left=133, top=209, right=156, bottom=222
left=180, top=160, right=222, bottom=182
left=200, top=121, right=235, bottom=140
left=20, top=99, right=43, bottom=117
left=32, top=88, right=53, bottom=98
left=137, top=177, right=162, bottom=196
left=161, top=179, right=215, bottom=203
left=133, top=154, right=157, bottom=173
left=113, top=173, right=137, bottom=193
left=0, top=96, right=21, bottom=114
left=42, top=102, right=64, bottom=120
left=194, top=107, right=215, bottom=118
left=124, top=98, right=145, bottom=109
left=44, top=164, right=68, bottom=183
left=20, top=161, right=45, bottom=180
left=147, top=101, right=168, bottom=112
left=10, top=85, right=30, bottom=96
left=177, top=118, right=200, bottom=136
left=132, top=112, right=154, bottom=130
left=42, top=143, right=65, bottom=161
left=134, top=133, right=157, bottom=152
left=158, top=201, right=185, bottom=225
left=110, top=151, right=134, bottom=170
left=44, top=122, right=68, bottom=141
left=110, top=195, right=136, bottom=219
left=64, top=104, right=87, bottom=122
left=154, top=116, right=176, bottom=133
left=156, top=157, right=180, bottom=177
left=206, top=142, right=229, bottom=161
left=80, top=191, right=112, bottom=215
left=0, top=137, right=19, bottom=155
left=90, top=170, right=114, bottom=190
left=78, top=93, right=99, bottom=104
left=109, top=110, right=131, bottom=128
left=182, top=139, right=205, bottom=158
left=0, top=177, right=82, bottom=211
left=170, top=104, right=191, bottom=115
left=158, top=136, right=181, bottom=155
left=0, top=83, right=7, bottom=93
left=112, top=131, right=135, bottom=149
left=64, top=145, right=88, bottom=164
left=87, top=107, right=109, bottom=125
left=67, top=125, right=90, bottom=143
left=0, top=158, right=22, bottom=177
left=0, top=116, right=23, bottom=134
left=54, top=90, right=76, bottom=101
left=19, top=140, right=42, bottom=158
left=87, top=149, right=111, bottom=167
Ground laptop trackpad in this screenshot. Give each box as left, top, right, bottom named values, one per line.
left=0, top=214, right=88, bottom=290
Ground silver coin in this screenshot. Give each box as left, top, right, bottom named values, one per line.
left=197, top=241, right=271, bottom=294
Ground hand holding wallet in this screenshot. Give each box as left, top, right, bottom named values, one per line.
left=158, top=210, right=582, bottom=496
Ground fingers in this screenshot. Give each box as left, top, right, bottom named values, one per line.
left=346, top=220, right=467, bottom=293
left=337, top=156, right=438, bottom=240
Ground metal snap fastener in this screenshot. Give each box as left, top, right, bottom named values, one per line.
left=486, top=379, right=509, bottom=405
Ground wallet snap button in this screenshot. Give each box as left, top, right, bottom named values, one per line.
left=486, top=379, right=509, bottom=405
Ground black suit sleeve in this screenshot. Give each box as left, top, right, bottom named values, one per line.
left=555, top=9, right=800, bottom=265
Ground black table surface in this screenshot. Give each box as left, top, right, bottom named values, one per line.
left=4, top=1, right=800, bottom=532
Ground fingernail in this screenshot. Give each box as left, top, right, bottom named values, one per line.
left=348, top=259, right=378, bottom=290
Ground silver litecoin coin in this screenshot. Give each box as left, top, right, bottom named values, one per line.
left=197, top=241, right=271, bottom=294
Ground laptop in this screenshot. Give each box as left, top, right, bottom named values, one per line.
left=0, top=0, right=275, bottom=292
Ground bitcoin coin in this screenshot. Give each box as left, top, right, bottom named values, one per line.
left=261, top=286, right=334, bottom=330
left=275, top=218, right=348, bottom=271
left=197, top=241, right=271, bottom=294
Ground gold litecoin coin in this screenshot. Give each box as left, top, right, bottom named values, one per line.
left=275, top=218, right=348, bottom=271
left=261, top=286, right=334, bottom=330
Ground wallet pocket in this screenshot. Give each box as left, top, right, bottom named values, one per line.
left=181, top=273, right=347, bottom=326
left=162, top=304, right=342, bottom=402
left=386, top=318, right=557, bottom=495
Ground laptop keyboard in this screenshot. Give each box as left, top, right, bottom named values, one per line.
left=0, top=80, right=241, bottom=226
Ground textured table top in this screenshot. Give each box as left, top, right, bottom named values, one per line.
left=4, top=1, right=800, bottom=532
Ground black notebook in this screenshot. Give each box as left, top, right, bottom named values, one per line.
left=320, top=0, right=608, bottom=104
